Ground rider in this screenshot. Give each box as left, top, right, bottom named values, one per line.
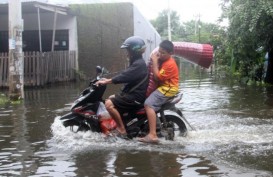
left=138, top=40, right=179, bottom=143
left=95, top=36, right=148, bottom=138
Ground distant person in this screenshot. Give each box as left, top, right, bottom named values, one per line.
left=138, top=40, right=179, bottom=143
left=96, top=36, right=148, bottom=139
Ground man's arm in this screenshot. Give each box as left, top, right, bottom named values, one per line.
left=95, top=78, right=112, bottom=86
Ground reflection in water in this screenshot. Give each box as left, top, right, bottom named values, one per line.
left=65, top=149, right=225, bottom=177
left=0, top=83, right=81, bottom=176
left=177, top=155, right=222, bottom=177
left=105, top=151, right=117, bottom=175
left=265, top=86, right=273, bottom=106
left=0, top=76, right=273, bottom=176
left=0, top=103, right=36, bottom=176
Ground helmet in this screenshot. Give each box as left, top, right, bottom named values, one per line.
left=120, top=36, right=146, bottom=56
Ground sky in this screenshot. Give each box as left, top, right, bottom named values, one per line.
left=0, top=0, right=224, bottom=24
left=45, top=0, right=223, bottom=24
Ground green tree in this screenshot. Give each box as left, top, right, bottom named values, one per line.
left=151, top=10, right=224, bottom=46
left=182, top=20, right=225, bottom=45
left=221, top=0, right=273, bottom=83
left=150, top=9, right=183, bottom=40
left=151, top=9, right=226, bottom=73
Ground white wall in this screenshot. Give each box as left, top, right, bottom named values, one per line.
left=133, top=6, right=161, bottom=62
left=70, top=16, right=78, bottom=70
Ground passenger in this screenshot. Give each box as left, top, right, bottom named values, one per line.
left=95, top=36, right=148, bottom=139
left=138, top=40, right=179, bottom=143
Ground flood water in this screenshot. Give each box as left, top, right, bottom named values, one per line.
left=0, top=69, right=273, bottom=177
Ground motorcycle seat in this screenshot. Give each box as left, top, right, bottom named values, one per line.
left=135, top=93, right=182, bottom=114
left=136, top=108, right=146, bottom=115
left=160, top=92, right=183, bottom=111
left=168, top=92, right=183, bottom=104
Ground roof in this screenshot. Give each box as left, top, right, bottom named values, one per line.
left=0, top=1, right=71, bottom=15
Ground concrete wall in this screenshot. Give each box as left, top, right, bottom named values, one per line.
left=70, top=3, right=135, bottom=77
left=70, top=2, right=161, bottom=77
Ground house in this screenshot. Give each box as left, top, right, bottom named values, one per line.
left=0, top=1, right=78, bottom=53
left=0, top=1, right=160, bottom=86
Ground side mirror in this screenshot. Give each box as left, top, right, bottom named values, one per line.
left=96, top=66, right=102, bottom=75
left=96, top=66, right=109, bottom=80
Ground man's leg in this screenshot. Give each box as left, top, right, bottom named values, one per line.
left=105, top=99, right=127, bottom=134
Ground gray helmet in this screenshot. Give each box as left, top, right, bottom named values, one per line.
left=120, top=36, right=146, bottom=56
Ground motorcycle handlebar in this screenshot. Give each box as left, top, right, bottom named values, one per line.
left=88, top=66, right=120, bottom=87
left=89, top=78, right=107, bottom=88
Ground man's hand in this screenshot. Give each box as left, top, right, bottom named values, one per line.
left=151, top=51, right=160, bottom=63
left=95, top=78, right=112, bottom=86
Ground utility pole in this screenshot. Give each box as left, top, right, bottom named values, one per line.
left=8, top=0, right=24, bottom=100
left=198, top=14, right=201, bottom=43
left=194, top=13, right=201, bottom=43
left=167, top=0, right=171, bottom=41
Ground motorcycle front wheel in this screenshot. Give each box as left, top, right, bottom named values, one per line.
left=60, top=112, right=82, bottom=127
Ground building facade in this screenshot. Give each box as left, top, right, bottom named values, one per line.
left=0, top=1, right=160, bottom=81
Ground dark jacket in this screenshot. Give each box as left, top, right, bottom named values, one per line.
left=111, top=57, right=148, bottom=103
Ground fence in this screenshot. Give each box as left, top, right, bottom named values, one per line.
left=0, top=51, right=77, bottom=88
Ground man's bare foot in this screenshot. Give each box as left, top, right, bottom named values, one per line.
left=137, top=135, right=159, bottom=144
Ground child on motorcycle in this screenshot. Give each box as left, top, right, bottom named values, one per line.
left=138, top=40, right=179, bottom=143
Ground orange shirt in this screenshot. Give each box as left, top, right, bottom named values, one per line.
left=157, top=57, right=179, bottom=97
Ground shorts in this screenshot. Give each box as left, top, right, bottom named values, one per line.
left=144, top=89, right=171, bottom=112
left=110, top=93, right=142, bottom=111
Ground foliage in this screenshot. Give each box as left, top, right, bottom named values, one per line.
left=152, top=2, right=273, bottom=84
left=150, top=9, right=229, bottom=79
left=0, top=93, right=24, bottom=105
left=150, top=10, right=182, bottom=41
left=0, top=93, right=9, bottom=105
left=150, top=9, right=225, bottom=47
left=223, top=0, right=273, bottom=50
left=220, top=0, right=273, bottom=84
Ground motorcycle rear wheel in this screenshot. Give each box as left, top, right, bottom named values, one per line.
left=162, top=115, right=187, bottom=140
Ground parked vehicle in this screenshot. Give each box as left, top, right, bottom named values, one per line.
left=59, top=66, right=189, bottom=140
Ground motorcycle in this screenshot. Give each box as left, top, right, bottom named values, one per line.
left=59, top=66, right=191, bottom=140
